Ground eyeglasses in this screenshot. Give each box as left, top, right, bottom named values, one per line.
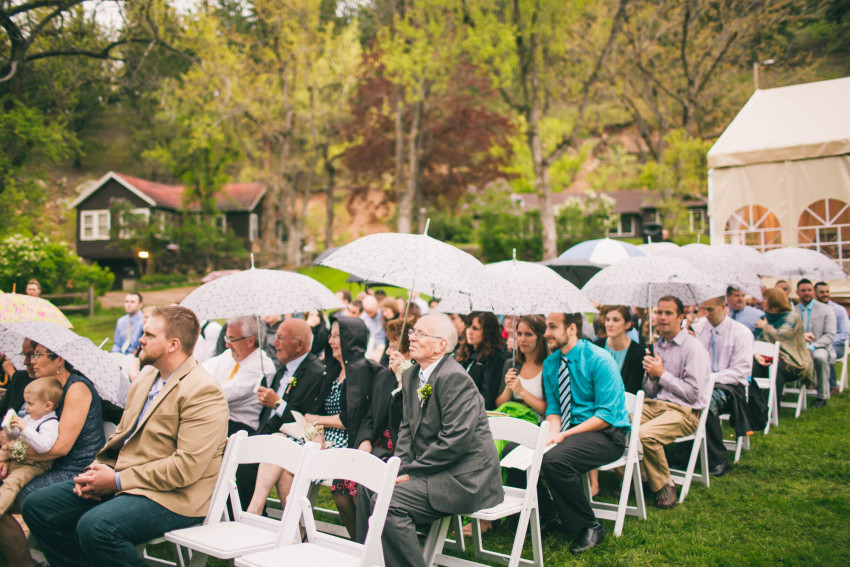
left=224, top=336, right=250, bottom=345
left=408, top=329, right=445, bottom=342
left=30, top=351, right=49, bottom=360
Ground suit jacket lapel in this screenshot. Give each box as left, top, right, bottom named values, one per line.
left=410, top=355, right=450, bottom=440
left=129, top=357, right=195, bottom=441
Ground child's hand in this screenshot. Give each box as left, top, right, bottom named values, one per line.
left=9, top=416, right=25, bottom=431
left=0, top=461, right=8, bottom=477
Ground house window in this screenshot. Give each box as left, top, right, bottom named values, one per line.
left=608, top=214, right=635, bottom=237
left=249, top=213, right=259, bottom=242
left=119, top=208, right=150, bottom=239
left=798, top=199, right=850, bottom=271
left=688, top=209, right=705, bottom=233
left=214, top=214, right=227, bottom=234
left=724, top=205, right=782, bottom=252
left=80, top=210, right=110, bottom=241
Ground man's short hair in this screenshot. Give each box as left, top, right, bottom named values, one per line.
left=776, top=279, right=789, bottom=287
left=704, top=295, right=726, bottom=307
left=151, top=306, right=199, bottom=354
left=427, top=313, right=458, bottom=353
left=797, top=278, right=812, bottom=288
left=338, top=289, right=352, bottom=303
left=25, top=378, right=64, bottom=408
left=657, top=295, right=685, bottom=316
left=726, top=286, right=741, bottom=296
left=26, top=279, right=41, bottom=292
left=814, top=281, right=829, bottom=290
left=229, top=315, right=259, bottom=345
left=550, top=312, right=584, bottom=333
left=127, top=292, right=143, bottom=303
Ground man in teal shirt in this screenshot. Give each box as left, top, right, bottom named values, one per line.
left=540, top=312, right=630, bottom=554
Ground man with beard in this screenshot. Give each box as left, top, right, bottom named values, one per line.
left=23, top=306, right=229, bottom=567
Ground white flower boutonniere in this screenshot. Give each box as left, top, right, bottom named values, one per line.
left=417, top=384, right=432, bottom=408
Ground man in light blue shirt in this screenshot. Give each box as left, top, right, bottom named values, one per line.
left=727, top=287, right=764, bottom=334
left=539, top=312, right=630, bottom=555
left=815, top=282, right=847, bottom=394
left=111, top=293, right=144, bottom=354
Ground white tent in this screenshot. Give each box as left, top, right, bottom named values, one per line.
left=707, top=77, right=850, bottom=272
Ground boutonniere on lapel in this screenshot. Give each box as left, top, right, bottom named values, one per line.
left=285, top=377, right=297, bottom=396
left=417, top=384, right=432, bottom=408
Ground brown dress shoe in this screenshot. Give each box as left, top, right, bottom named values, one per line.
left=655, top=483, right=678, bottom=509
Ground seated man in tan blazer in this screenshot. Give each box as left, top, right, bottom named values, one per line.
left=22, top=306, right=229, bottom=567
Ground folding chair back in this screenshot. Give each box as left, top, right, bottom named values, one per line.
left=271, top=449, right=402, bottom=566
left=753, top=341, right=780, bottom=433
left=671, top=375, right=716, bottom=503
left=584, top=390, right=646, bottom=536
left=838, top=338, right=849, bottom=393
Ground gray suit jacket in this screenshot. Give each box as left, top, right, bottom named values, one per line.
left=395, top=355, right=504, bottom=515
left=796, top=301, right=836, bottom=362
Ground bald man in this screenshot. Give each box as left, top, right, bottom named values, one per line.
left=360, top=295, right=386, bottom=361
left=235, top=318, right=330, bottom=507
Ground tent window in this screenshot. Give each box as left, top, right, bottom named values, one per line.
left=798, top=199, right=850, bottom=270
left=724, top=205, right=782, bottom=252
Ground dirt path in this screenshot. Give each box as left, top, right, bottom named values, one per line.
left=101, top=286, right=199, bottom=309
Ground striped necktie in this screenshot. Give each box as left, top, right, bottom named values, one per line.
left=709, top=327, right=719, bottom=373
left=558, top=356, right=572, bottom=432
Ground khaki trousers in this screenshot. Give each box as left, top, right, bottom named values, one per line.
left=639, top=399, right=699, bottom=493
left=0, top=459, right=50, bottom=515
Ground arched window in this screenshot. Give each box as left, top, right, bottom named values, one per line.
left=724, top=205, right=782, bottom=252
left=798, top=199, right=850, bottom=270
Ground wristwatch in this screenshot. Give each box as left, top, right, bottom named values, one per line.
left=273, top=399, right=283, bottom=410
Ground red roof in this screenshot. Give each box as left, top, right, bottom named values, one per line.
left=112, top=172, right=265, bottom=212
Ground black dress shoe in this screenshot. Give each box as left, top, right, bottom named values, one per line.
left=569, top=521, right=605, bottom=554
left=709, top=461, right=732, bottom=477
left=813, top=398, right=827, bottom=408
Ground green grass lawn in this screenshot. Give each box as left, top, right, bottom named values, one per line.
left=111, top=390, right=850, bottom=566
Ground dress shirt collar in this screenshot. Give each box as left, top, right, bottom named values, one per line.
left=284, top=351, right=310, bottom=377
left=659, top=328, right=689, bottom=347
left=419, top=355, right=444, bottom=384
left=562, top=338, right=587, bottom=363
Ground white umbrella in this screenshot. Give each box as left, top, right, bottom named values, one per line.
left=0, top=332, right=25, bottom=369
left=180, top=268, right=344, bottom=320
left=714, top=244, right=774, bottom=275
left=582, top=256, right=727, bottom=325
left=663, top=244, right=765, bottom=300
left=559, top=237, right=645, bottom=266
left=763, top=247, right=846, bottom=281
left=2, top=322, right=128, bottom=408
left=319, top=227, right=487, bottom=298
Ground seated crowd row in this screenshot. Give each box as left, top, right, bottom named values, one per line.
left=0, top=278, right=843, bottom=566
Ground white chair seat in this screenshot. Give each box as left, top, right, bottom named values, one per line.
left=467, top=487, right=525, bottom=521
left=237, top=543, right=363, bottom=567
left=596, top=456, right=626, bottom=471
left=165, top=519, right=279, bottom=559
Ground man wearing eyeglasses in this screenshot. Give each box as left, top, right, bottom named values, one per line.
left=356, top=313, right=503, bottom=567
left=202, top=316, right=274, bottom=435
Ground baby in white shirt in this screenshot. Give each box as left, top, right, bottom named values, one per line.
left=0, top=378, right=63, bottom=515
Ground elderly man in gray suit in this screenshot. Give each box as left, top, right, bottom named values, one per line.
left=356, top=313, right=504, bottom=567
left=796, top=279, right=836, bottom=407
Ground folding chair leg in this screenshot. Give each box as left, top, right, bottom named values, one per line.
left=613, top=461, right=635, bottom=537
left=423, top=517, right=451, bottom=567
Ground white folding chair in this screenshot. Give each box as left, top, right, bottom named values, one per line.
left=753, top=341, right=781, bottom=434
left=426, top=417, right=550, bottom=567
left=670, top=375, right=716, bottom=503
left=582, top=391, right=646, bottom=536
left=165, top=432, right=316, bottom=566
left=838, top=338, right=848, bottom=393
left=235, top=449, right=401, bottom=567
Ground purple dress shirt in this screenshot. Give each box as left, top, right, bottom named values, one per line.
left=643, top=329, right=711, bottom=410
left=693, top=316, right=753, bottom=387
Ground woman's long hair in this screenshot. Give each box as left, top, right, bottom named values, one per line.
left=457, top=312, right=505, bottom=362
left=514, top=315, right=548, bottom=366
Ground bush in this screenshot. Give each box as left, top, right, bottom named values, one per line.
left=0, top=234, right=114, bottom=295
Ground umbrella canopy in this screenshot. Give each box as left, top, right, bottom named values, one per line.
left=636, top=241, right=680, bottom=256
left=0, top=331, right=25, bottom=369
left=582, top=256, right=728, bottom=308
left=763, top=247, right=846, bottom=281
left=201, top=270, right=241, bottom=284
left=2, top=322, right=128, bottom=408
left=320, top=232, right=487, bottom=298
left=0, top=292, right=72, bottom=328
left=539, top=258, right=604, bottom=289
left=181, top=268, right=344, bottom=319
left=312, top=246, right=342, bottom=266
left=713, top=244, right=774, bottom=275
left=663, top=244, right=765, bottom=300
left=559, top=238, right=645, bottom=266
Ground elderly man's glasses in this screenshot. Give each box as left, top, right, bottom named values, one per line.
left=224, top=336, right=250, bottom=345
left=408, top=329, right=444, bottom=342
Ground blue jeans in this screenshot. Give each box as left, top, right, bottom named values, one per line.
left=21, top=480, right=202, bottom=567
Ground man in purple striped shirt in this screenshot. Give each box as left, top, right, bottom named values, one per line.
left=693, top=296, right=754, bottom=477
left=641, top=296, right=711, bottom=509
